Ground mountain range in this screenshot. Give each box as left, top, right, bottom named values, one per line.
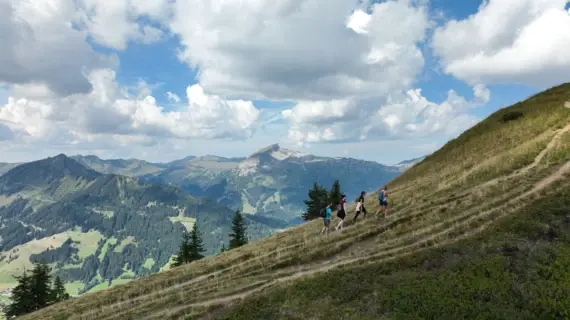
left=71, top=144, right=417, bottom=225
left=0, top=146, right=421, bottom=296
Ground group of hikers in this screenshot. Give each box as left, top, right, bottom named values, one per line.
left=320, top=185, right=389, bottom=235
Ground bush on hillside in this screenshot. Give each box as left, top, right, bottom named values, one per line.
left=501, top=111, right=524, bottom=123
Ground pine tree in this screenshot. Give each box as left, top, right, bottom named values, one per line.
left=220, top=243, right=227, bottom=254
left=171, top=231, right=191, bottom=267
left=229, top=210, right=248, bottom=249
left=188, top=223, right=205, bottom=262
left=302, top=182, right=330, bottom=221
left=4, top=270, right=34, bottom=318
left=51, top=276, right=70, bottom=303
left=30, top=262, right=52, bottom=311
left=329, top=179, right=342, bottom=209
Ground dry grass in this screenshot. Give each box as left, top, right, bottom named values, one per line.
left=17, top=83, right=570, bottom=320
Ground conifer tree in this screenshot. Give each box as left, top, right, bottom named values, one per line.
left=4, top=270, right=34, bottom=318
left=329, top=179, right=342, bottom=209
left=51, top=276, right=70, bottom=303
left=189, top=223, right=205, bottom=262
left=30, top=262, right=52, bottom=311
left=229, top=210, right=248, bottom=249
left=171, top=231, right=191, bottom=267
left=302, top=182, right=330, bottom=221
left=4, top=262, right=61, bottom=318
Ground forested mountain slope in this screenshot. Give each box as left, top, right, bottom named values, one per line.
left=19, top=83, right=570, bottom=320
left=0, top=155, right=273, bottom=295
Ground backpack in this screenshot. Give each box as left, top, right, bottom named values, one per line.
left=378, top=190, right=385, bottom=201
left=320, top=207, right=327, bottom=218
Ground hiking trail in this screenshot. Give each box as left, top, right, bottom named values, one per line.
left=70, top=123, right=570, bottom=320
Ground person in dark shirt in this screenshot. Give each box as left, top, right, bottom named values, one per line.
left=335, top=194, right=347, bottom=231
left=353, top=191, right=367, bottom=222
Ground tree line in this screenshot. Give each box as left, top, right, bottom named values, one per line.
left=171, top=210, right=249, bottom=267
left=302, top=179, right=343, bottom=221
left=3, top=262, right=70, bottom=318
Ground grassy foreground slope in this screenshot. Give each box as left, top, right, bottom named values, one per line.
left=19, top=83, right=570, bottom=320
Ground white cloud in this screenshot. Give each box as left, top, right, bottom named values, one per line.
left=0, top=69, right=260, bottom=147
left=166, top=92, right=181, bottom=103
left=0, top=0, right=116, bottom=96
left=170, top=0, right=429, bottom=100
left=432, top=0, right=570, bottom=87
left=76, top=0, right=170, bottom=50
left=282, top=84, right=486, bottom=146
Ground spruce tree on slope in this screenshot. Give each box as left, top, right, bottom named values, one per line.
left=4, top=270, right=34, bottom=318
left=302, top=182, right=330, bottom=221
left=30, top=262, right=52, bottom=311
left=51, top=276, right=70, bottom=303
left=171, top=231, right=191, bottom=267
left=229, top=210, right=248, bottom=249
left=189, top=223, right=205, bottom=262
left=329, top=179, right=342, bottom=209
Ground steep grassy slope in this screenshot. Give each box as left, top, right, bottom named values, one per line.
left=18, top=83, right=570, bottom=320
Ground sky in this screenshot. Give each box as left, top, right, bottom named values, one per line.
left=1, top=0, right=570, bottom=165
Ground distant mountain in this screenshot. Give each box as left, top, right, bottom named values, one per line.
left=74, top=144, right=405, bottom=224
left=393, top=156, right=426, bottom=170
left=0, top=163, right=22, bottom=176
left=70, top=155, right=167, bottom=176
left=2, top=148, right=419, bottom=228
left=0, top=155, right=273, bottom=294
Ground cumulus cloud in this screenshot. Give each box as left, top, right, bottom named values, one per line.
left=0, top=69, right=260, bottom=146
left=0, top=0, right=116, bottom=96
left=76, top=0, right=171, bottom=50
left=432, top=0, right=570, bottom=87
left=170, top=0, right=429, bottom=101
left=282, top=84, right=487, bottom=145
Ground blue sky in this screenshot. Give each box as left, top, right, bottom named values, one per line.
left=1, top=0, right=569, bottom=164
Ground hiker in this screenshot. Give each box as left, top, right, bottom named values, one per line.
left=335, top=194, right=347, bottom=231
left=320, top=203, right=333, bottom=236
left=375, top=185, right=388, bottom=218
left=353, top=191, right=367, bottom=222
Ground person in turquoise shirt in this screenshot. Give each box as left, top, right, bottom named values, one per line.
left=320, top=203, right=333, bottom=236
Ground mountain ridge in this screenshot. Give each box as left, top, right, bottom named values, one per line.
left=63, top=147, right=411, bottom=224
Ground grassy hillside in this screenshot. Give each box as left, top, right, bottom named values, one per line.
left=18, top=83, right=570, bottom=320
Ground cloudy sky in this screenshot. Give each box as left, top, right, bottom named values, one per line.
left=1, top=0, right=569, bottom=164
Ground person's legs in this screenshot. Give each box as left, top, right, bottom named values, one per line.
left=335, top=212, right=345, bottom=230
left=353, top=210, right=360, bottom=222
left=321, top=219, right=330, bottom=235
left=375, top=200, right=382, bottom=218
left=383, top=201, right=388, bottom=217
left=337, top=219, right=344, bottom=231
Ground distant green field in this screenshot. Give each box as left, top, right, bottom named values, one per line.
left=64, top=281, right=84, bottom=296
left=0, top=229, right=103, bottom=289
